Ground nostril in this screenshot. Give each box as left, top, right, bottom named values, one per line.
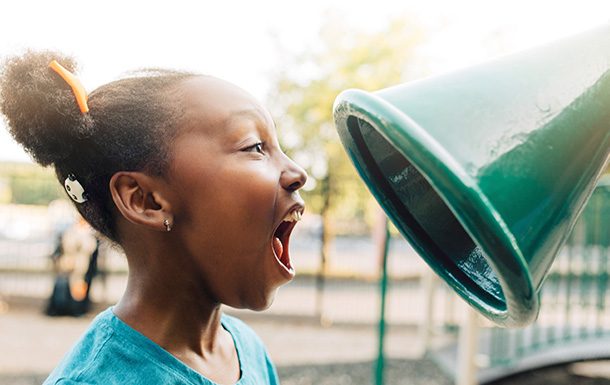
left=290, top=169, right=308, bottom=191
left=288, top=180, right=303, bottom=190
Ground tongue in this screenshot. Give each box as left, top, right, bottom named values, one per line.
left=273, top=236, right=284, bottom=262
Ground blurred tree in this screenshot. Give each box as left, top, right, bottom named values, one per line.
left=267, top=13, right=434, bottom=264
left=0, top=162, right=62, bottom=205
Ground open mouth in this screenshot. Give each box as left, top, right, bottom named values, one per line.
left=272, top=210, right=303, bottom=273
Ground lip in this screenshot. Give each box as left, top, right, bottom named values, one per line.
left=271, top=204, right=305, bottom=279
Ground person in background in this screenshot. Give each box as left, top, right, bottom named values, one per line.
left=46, top=217, right=98, bottom=317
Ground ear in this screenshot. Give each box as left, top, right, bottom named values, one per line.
left=109, top=171, right=171, bottom=232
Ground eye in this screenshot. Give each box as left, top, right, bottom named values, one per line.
left=244, top=142, right=265, bottom=154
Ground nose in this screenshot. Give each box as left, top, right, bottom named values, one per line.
left=282, top=154, right=308, bottom=191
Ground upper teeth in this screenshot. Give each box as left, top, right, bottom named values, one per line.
left=284, top=210, right=302, bottom=222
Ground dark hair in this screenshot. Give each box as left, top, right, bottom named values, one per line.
left=0, top=50, right=198, bottom=243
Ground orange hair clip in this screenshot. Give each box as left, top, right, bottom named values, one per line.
left=49, top=60, right=89, bottom=114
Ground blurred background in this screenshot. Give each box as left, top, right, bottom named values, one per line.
left=3, top=1, right=610, bottom=384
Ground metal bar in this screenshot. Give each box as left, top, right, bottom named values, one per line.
left=417, top=268, right=436, bottom=357
left=375, top=214, right=390, bottom=385
left=456, top=306, right=480, bottom=385
left=565, top=233, right=576, bottom=342
left=596, top=189, right=609, bottom=335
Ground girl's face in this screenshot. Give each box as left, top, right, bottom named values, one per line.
left=164, top=76, right=307, bottom=311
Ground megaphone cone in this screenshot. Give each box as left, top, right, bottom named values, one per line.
left=333, top=23, right=610, bottom=328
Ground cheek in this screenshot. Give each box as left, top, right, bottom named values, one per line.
left=184, top=170, right=278, bottom=244
left=214, top=165, right=279, bottom=214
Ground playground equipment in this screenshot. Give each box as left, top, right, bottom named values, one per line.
left=333, top=22, right=610, bottom=328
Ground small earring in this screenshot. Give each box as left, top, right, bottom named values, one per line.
left=164, top=219, right=172, bottom=232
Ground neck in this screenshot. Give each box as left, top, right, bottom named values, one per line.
left=113, top=236, right=224, bottom=357
left=110, top=222, right=242, bottom=383
left=114, top=275, right=240, bottom=383
left=115, top=271, right=224, bottom=355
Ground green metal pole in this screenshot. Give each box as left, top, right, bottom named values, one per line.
left=597, top=190, right=609, bottom=335
left=375, top=216, right=390, bottom=385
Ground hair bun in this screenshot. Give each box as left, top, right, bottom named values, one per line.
left=0, top=50, right=93, bottom=166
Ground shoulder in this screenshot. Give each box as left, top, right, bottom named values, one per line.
left=43, top=308, right=115, bottom=384
left=43, top=307, right=195, bottom=384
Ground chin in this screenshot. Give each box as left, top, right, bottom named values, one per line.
left=250, top=288, right=279, bottom=312
left=227, top=288, right=279, bottom=312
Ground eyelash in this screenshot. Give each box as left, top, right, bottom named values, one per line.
left=244, top=142, right=265, bottom=154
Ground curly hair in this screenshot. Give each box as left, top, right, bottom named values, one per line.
left=0, top=50, right=198, bottom=243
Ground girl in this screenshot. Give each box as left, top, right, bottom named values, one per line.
left=0, top=50, right=307, bottom=384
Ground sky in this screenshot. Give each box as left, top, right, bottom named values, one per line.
left=1, top=0, right=609, bottom=162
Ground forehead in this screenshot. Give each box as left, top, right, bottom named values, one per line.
left=173, top=76, right=272, bottom=137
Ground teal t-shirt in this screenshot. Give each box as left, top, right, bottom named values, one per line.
left=43, top=308, right=279, bottom=384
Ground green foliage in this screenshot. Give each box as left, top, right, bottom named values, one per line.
left=268, top=14, right=433, bottom=234
left=0, top=162, right=63, bottom=205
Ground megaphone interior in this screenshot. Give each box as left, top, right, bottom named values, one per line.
left=333, top=23, right=610, bottom=328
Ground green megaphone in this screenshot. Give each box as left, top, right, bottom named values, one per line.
left=333, top=23, right=610, bottom=328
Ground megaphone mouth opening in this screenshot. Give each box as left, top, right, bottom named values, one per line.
left=347, top=116, right=507, bottom=311
left=334, top=89, right=537, bottom=327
